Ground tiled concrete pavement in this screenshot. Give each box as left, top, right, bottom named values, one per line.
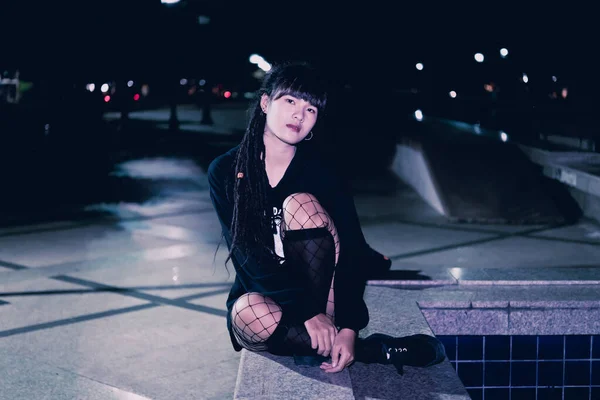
left=2, top=104, right=600, bottom=399
left=2, top=162, right=600, bottom=399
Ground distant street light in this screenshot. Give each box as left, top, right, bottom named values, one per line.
left=474, top=53, right=484, bottom=63
left=414, top=109, right=424, bottom=121
left=522, top=73, right=529, bottom=83
left=257, top=60, right=272, bottom=72
left=449, top=90, right=457, bottom=98
left=161, top=0, right=181, bottom=4
left=500, top=48, right=508, bottom=58
left=416, top=63, right=424, bottom=71
left=249, top=54, right=264, bottom=64
left=249, top=54, right=271, bottom=72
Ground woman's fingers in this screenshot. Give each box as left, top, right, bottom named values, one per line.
left=308, top=330, right=318, bottom=350
left=319, top=332, right=331, bottom=356
left=321, top=351, right=352, bottom=373
left=329, top=327, right=337, bottom=354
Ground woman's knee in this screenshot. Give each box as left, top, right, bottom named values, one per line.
left=282, top=192, right=330, bottom=230
left=231, top=293, right=282, bottom=341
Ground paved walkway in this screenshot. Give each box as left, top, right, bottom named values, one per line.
left=1, top=104, right=600, bottom=399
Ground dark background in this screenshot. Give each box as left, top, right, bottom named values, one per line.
left=2, top=1, right=598, bottom=93
left=0, top=0, right=598, bottom=222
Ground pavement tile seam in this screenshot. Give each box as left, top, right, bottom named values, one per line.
left=0, top=302, right=157, bottom=339
left=0, top=287, right=231, bottom=339
left=0, top=259, right=27, bottom=270
left=55, top=275, right=229, bottom=316
left=359, top=215, right=521, bottom=235
left=387, top=227, right=563, bottom=261
left=522, top=233, right=600, bottom=247
left=0, top=207, right=214, bottom=239
left=0, top=242, right=211, bottom=284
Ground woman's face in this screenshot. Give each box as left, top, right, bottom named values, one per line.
left=261, top=92, right=319, bottom=145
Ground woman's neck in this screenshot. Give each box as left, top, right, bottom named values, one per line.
left=263, top=133, right=297, bottom=167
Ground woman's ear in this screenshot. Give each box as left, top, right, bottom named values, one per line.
left=260, top=94, right=269, bottom=113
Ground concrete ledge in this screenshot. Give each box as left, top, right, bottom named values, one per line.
left=233, top=286, right=469, bottom=399
left=540, top=134, right=596, bottom=152
left=518, top=144, right=600, bottom=222
left=234, top=351, right=353, bottom=400
left=413, top=283, right=600, bottom=335
left=423, top=307, right=600, bottom=335
left=369, top=266, right=600, bottom=288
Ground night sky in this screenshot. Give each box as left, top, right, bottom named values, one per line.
left=2, top=1, right=598, bottom=97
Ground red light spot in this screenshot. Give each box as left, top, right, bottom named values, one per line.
left=223, top=91, right=231, bottom=99
left=133, top=94, right=140, bottom=101
left=104, top=95, right=111, bottom=103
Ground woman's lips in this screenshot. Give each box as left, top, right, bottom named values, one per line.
left=286, top=124, right=300, bottom=133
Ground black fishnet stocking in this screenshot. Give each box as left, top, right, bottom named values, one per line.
left=231, top=193, right=340, bottom=356
left=231, top=293, right=282, bottom=352
left=269, top=193, right=339, bottom=354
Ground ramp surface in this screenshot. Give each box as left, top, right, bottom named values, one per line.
left=419, top=131, right=573, bottom=224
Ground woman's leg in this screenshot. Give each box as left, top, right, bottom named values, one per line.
left=279, top=194, right=446, bottom=373
left=230, top=292, right=282, bottom=352
left=230, top=193, right=339, bottom=355
left=281, top=192, right=338, bottom=321
left=232, top=192, right=340, bottom=358
left=230, top=291, right=326, bottom=356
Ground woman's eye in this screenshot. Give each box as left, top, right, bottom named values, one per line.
left=286, top=98, right=295, bottom=104
left=308, top=108, right=316, bottom=114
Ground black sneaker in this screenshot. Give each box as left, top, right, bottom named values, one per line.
left=365, top=333, right=446, bottom=375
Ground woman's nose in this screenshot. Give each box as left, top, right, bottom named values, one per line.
left=293, top=109, right=304, bottom=121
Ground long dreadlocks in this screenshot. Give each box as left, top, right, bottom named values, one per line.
left=226, top=62, right=328, bottom=265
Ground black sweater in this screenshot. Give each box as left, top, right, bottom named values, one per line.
left=208, top=145, right=369, bottom=350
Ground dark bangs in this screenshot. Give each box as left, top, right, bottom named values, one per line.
left=268, top=63, right=328, bottom=112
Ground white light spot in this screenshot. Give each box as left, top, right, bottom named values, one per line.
left=414, top=109, right=423, bottom=121
left=249, top=54, right=264, bottom=64
left=450, top=268, right=462, bottom=279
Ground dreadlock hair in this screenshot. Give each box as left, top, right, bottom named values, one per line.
left=225, top=61, right=328, bottom=265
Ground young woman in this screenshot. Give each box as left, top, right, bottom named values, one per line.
left=208, top=62, right=445, bottom=374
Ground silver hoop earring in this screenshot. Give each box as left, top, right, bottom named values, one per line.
left=304, top=131, right=313, bottom=141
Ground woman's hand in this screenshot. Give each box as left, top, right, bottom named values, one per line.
left=320, top=328, right=356, bottom=373
left=304, top=313, right=337, bottom=356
